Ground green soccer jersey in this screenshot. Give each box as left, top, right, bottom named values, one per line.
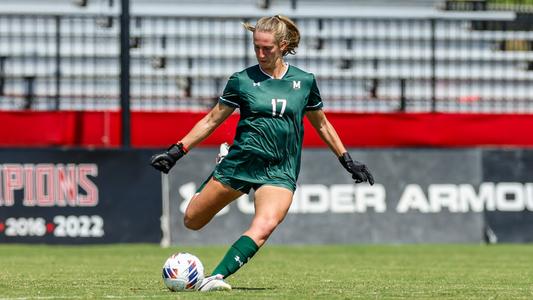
left=214, top=64, right=323, bottom=192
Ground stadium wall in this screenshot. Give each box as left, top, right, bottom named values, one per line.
left=0, top=147, right=533, bottom=245
left=482, top=149, right=533, bottom=243
left=2, top=111, right=533, bottom=147
left=0, top=149, right=162, bottom=244
left=165, top=148, right=533, bottom=245
left=0, top=147, right=531, bottom=244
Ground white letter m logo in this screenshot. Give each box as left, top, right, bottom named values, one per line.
left=293, top=81, right=301, bottom=89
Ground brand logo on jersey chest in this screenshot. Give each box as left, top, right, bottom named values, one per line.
left=253, top=82, right=261, bottom=87
left=293, top=81, right=301, bottom=89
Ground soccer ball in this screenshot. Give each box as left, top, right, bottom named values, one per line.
left=162, top=252, right=205, bottom=291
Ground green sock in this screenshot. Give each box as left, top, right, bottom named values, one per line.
left=211, top=235, right=259, bottom=278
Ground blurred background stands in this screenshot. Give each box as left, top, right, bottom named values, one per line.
left=0, top=0, right=532, bottom=112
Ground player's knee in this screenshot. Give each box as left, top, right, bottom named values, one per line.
left=255, top=217, right=281, bottom=238
left=183, top=214, right=205, bottom=231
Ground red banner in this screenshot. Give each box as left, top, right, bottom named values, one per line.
left=1, top=110, right=533, bottom=148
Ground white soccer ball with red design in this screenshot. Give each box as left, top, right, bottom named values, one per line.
left=162, top=252, right=204, bottom=291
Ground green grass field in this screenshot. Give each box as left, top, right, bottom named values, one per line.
left=0, top=244, right=532, bottom=299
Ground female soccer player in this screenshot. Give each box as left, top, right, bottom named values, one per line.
left=151, top=15, right=374, bottom=291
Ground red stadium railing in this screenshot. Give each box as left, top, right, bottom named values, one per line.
left=2, top=110, right=533, bottom=148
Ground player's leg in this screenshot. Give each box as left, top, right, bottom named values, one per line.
left=210, top=185, right=293, bottom=278
left=185, top=142, right=237, bottom=230
left=200, top=185, right=293, bottom=291
left=242, top=185, right=293, bottom=246
left=183, top=177, right=243, bottom=230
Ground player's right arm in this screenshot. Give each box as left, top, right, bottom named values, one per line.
left=181, top=103, right=235, bottom=149
left=150, top=103, right=235, bottom=173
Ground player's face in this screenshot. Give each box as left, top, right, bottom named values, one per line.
left=253, top=31, right=285, bottom=71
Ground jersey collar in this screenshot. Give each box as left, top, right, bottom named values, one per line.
left=258, top=63, right=289, bottom=80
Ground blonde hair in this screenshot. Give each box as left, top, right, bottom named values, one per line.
left=243, top=15, right=300, bottom=56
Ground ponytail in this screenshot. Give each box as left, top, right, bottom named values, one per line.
left=243, top=15, right=300, bottom=56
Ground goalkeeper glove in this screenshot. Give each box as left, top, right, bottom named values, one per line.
left=150, top=142, right=188, bottom=174
left=339, top=152, right=374, bottom=185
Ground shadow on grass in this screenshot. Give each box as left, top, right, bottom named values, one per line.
left=232, top=287, right=274, bottom=291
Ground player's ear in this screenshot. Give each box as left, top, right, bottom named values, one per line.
left=279, top=40, right=288, bottom=52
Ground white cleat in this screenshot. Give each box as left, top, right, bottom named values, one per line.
left=216, top=142, right=230, bottom=164
left=198, top=274, right=232, bottom=292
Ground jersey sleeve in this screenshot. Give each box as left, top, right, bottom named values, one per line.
left=218, top=73, right=241, bottom=108
left=306, top=75, right=323, bottom=111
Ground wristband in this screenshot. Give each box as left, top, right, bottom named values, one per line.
left=166, top=142, right=188, bottom=160
left=178, top=141, right=189, bottom=154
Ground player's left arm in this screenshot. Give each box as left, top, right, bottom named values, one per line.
left=305, top=109, right=345, bottom=156
left=306, top=110, right=374, bottom=185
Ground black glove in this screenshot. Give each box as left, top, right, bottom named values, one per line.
left=339, top=152, right=374, bottom=185
left=150, top=143, right=188, bottom=174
